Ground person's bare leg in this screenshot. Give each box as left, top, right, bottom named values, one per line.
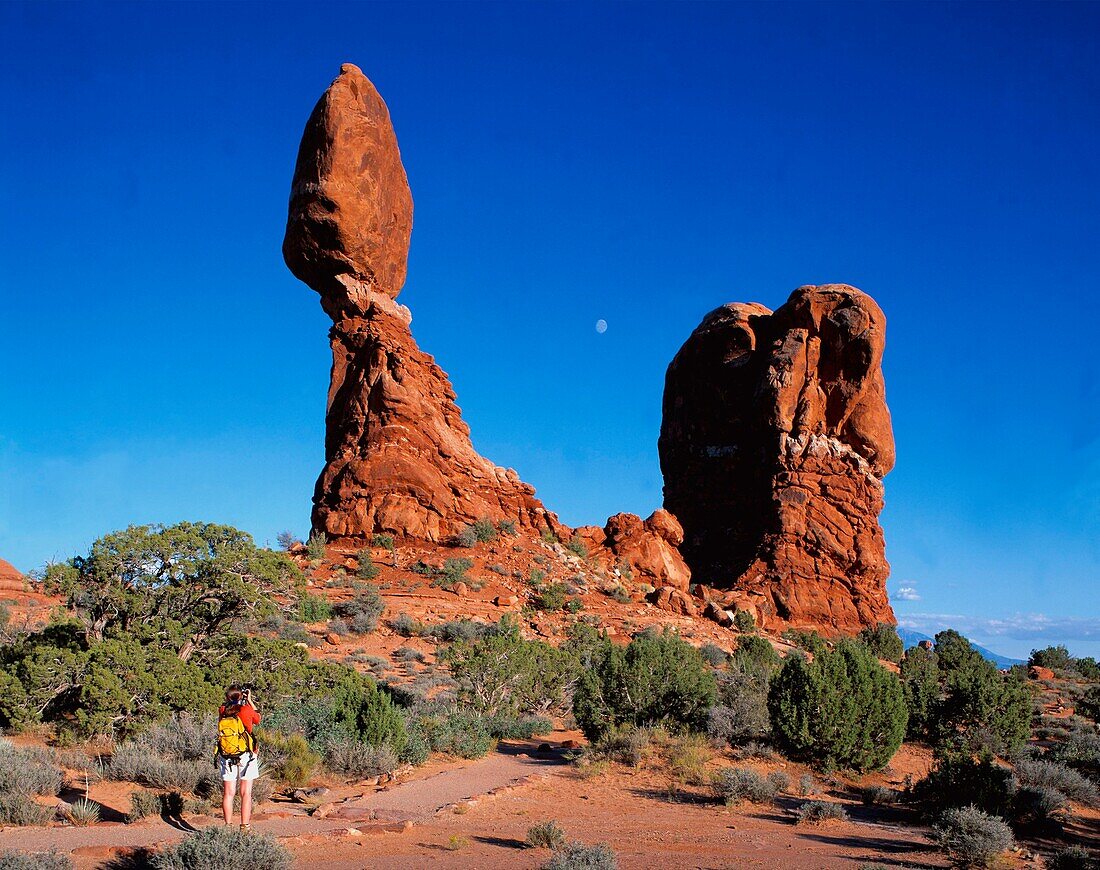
left=222, top=778, right=237, bottom=825
left=240, top=777, right=253, bottom=828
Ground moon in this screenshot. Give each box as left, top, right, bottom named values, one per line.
left=595, top=319, right=608, bottom=334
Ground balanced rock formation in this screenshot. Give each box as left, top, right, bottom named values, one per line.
left=284, top=65, right=561, bottom=543
left=659, top=284, right=896, bottom=633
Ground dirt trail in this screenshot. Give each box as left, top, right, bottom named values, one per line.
left=0, top=749, right=558, bottom=862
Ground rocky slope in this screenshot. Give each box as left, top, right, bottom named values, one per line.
left=660, top=285, right=896, bottom=632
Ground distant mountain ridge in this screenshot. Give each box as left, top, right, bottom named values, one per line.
left=896, top=627, right=1025, bottom=669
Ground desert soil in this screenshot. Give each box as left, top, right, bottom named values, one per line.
left=0, top=736, right=973, bottom=870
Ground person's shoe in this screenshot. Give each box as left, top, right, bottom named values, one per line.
left=239, top=823, right=251, bottom=833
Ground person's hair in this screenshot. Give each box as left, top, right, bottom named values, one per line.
left=226, top=685, right=243, bottom=705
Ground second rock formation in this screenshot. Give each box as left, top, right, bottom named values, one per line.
left=659, top=284, right=896, bottom=632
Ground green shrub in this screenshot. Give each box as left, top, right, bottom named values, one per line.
left=526, top=819, right=567, bottom=849
left=798, top=773, right=819, bottom=796
left=733, top=635, right=781, bottom=672
left=565, top=536, right=589, bottom=558
left=65, top=797, right=100, bottom=825
left=532, top=583, right=570, bottom=612
left=782, top=629, right=827, bottom=656
left=715, top=767, right=777, bottom=805
left=305, top=531, right=326, bottom=561
left=858, top=623, right=904, bottom=664
left=900, top=644, right=939, bottom=740
left=470, top=518, right=498, bottom=543
left=768, top=639, right=907, bottom=771
left=152, top=825, right=292, bottom=870
left=912, top=752, right=1015, bottom=818
left=1047, top=845, right=1099, bottom=870
left=443, top=617, right=573, bottom=718
left=1049, top=727, right=1100, bottom=778
left=1014, top=784, right=1069, bottom=823
left=794, top=800, right=848, bottom=824
left=498, top=520, right=518, bottom=537
left=355, top=551, right=379, bottom=581
left=356, top=684, right=408, bottom=756
left=573, top=630, right=716, bottom=741
left=707, top=653, right=773, bottom=746
left=0, top=852, right=72, bottom=870
left=767, top=770, right=791, bottom=793
left=390, top=613, right=425, bottom=637
left=0, top=742, right=62, bottom=796
left=435, top=558, right=474, bottom=590
left=0, top=794, right=52, bottom=826
left=371, top=533, right=395, bottom=552
left=1030, top=645, right=1073, bottom=671
left=699, top=643, right=728, bottom=667
left=335, top=585, right=384, bottom=634
left=484, top=714, right=553, bottom=739
left=296, top=593, right=332, bottom=623
left=931, top=805, right=1014, bottom=868
left=253, top=728, right=319, bottom=787
left=429, top=619, right=488, bottom=642
left=1014, top=758, right=1099, bottom=806
left=933, top=654, right=1032, bottom=755
left=323, top=739, right=398, bottom=778
left=603, top=585, right=631, bottom=604
left=1077, top=685, right=1100, bottom=722
left=540, top=842, right=616, bottom=870
left=452, top=527, right=478, bottom=548
left=405, top=703, right=495, bottom=759
left=861, top=785, right=898, bottom=805
left=127, top=788, right=162, bottom=822
left=733, top=610, right=755, bottom=633
left=590, top=726, right=658, bottom=767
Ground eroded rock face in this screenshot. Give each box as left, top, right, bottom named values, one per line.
left=0, top=559, right=24, bottom=594
left=603, top=510, right=691, bottom=592
left=284, top=65, right=561, bottom=543
left=659, top=284, right=896, bottom=633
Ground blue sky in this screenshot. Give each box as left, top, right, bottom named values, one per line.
left=1, top=2, right=1097, bottom=659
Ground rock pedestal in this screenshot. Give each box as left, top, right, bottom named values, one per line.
left=284, top=65, right=559, bottom=543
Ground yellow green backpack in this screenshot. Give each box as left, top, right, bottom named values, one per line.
left=216, top=709, right=255, bottom=760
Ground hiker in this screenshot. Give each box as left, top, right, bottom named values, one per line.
left=217, top=684, right=261, bottom=831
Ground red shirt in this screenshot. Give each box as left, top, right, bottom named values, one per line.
left=220, top=703, right=261, bottom=733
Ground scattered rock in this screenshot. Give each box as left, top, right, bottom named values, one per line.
left=494, top=594, right=519, bottom=607
left=660, top=285, right=896, bottom=633
left=1029, top=665, right=1055, bottom=681
left=325, top=633, right=342, bottom=646
left=648, top=586, right=698, bottom=617
left=451, top=582, right=469, bottom=597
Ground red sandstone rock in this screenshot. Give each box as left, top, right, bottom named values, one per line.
left=660, top=285, right=896, bottom=634
left=648, top=586, right=698, bottom=617
left=283, top=65, right=563, bottom=544
left=600, top=510, right=691, bottom=591
left=1029, top=665, right=1055, bottom=681
left=0, top=559, right=24, bottom=594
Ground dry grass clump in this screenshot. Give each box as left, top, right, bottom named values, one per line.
left=794, top=800, right=848, bottom=825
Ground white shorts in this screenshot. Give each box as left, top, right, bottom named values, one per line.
left=218, top=752, right=260, bottom=782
